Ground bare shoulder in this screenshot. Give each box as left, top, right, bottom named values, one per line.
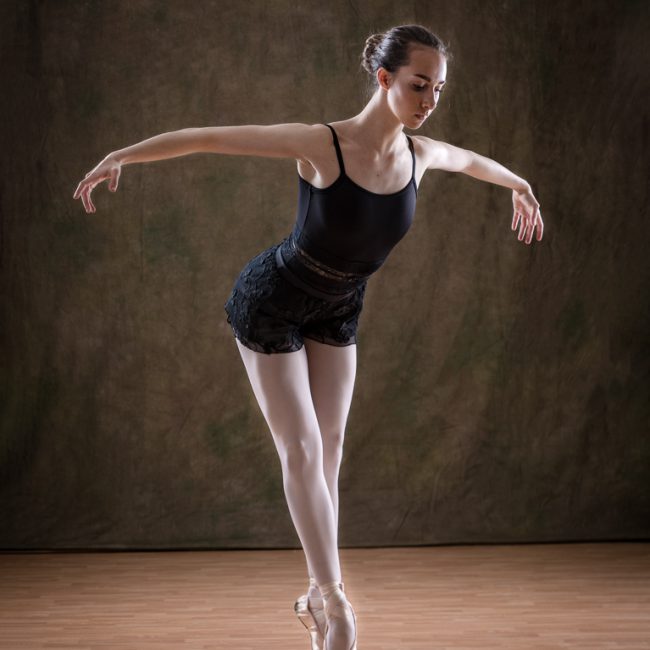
left=409, top=135, right=473, bottom=173
left=294, top=122, right=336, bottom=164
left=408, top=135, right=445, bottom=170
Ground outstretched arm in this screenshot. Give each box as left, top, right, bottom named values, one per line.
left=416, top=137, right=544, bottom=245
left=73, top=123, right=319, bottom=213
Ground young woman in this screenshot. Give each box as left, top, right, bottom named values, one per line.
left=74, top=24, right=543, bottom=650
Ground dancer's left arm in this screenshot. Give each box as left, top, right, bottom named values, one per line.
left=419, top=138, right=544, bottom=245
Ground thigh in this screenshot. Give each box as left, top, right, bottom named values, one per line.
left=234, top=338, right=323, bottom=464
left=303, top=338, right=357, bottom=444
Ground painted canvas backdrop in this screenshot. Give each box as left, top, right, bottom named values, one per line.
left=1, top=0, right=648, bottom=549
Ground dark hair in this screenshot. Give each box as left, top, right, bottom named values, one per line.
left=361, top=24, right=452, bottom=90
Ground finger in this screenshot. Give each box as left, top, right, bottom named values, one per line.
left=110, top=167, right=120, bottom=192
left=512, top=207, right=518, bottom=230
left=537, top=211, right=544, bottom=240
left=528, top=213, right=537, bottom=244
left=529, top=211, right=539, bottom=244
left=529, top=210, right=538, bottom=243
left=82, top=187, right=91, bottom=213
left=80, top=185, right=89, bottom=212
left=83, top=185, right=95, bottom=213
left=86, top=186, right=96, bottom=213
left=74, top=179, right=89, bottom=200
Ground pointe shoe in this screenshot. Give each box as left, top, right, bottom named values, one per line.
left=321, top=582, right=357, bottom=650
left=294, top=578, right=345, bottom=650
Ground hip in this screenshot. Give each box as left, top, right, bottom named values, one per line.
left=227, top=240, right=367, bottom=322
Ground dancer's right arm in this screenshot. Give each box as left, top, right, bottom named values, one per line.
left=73, top=123, right=316, bottom=213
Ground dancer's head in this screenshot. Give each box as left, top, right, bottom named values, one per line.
left=361, top=24, right=452, bottom=128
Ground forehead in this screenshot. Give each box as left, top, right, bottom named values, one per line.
left=402, top=46, right=447, bottom=82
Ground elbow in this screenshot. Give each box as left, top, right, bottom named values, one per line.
left=184, top=126, right=221, bottom=153
left=459, top=150, right=478, bottom=174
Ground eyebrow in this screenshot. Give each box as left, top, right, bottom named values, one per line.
left=414, top=74, right=446, bottom=84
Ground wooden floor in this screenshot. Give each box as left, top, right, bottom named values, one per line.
left=0, top=542, right=648, bottom=649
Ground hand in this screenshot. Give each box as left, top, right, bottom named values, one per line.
left=73, top=155, right=122, bottom=213
left=512, top=185, right=544, bottom=245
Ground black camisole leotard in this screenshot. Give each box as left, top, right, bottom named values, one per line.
left=275, top=123, right=418, bottom=300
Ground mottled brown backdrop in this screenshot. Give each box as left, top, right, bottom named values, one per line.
left=1, top=0, right=648, bottom=549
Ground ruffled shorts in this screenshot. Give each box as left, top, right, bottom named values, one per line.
left=224, top=239, right=367, bottom=354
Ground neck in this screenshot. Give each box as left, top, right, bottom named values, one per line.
left=347, top=88, right=405, bottom=156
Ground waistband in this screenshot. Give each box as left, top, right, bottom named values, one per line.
left=275, top=237, right=369, bottom=302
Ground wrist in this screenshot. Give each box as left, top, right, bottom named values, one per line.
left=105, top=150, right=126, bottom=165
left=514, top=180, right=531, bottom=193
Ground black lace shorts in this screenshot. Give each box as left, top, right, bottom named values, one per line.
left=224, top=240, right=367, bottom=354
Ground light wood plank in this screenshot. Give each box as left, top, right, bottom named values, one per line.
left=0, top=543, right=648, bottom=649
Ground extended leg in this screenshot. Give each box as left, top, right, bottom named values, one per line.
left=303, top=338, right=358, bottom=585
left=234, top=338, right=342, bottom=586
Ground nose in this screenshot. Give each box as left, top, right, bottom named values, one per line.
left=421, top=90, right=436, bottom=111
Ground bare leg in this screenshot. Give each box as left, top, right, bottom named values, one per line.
left=234, top=338, right=342, bottom=585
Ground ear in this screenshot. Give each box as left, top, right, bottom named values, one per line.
left=376, top=67, right=392, bottom=91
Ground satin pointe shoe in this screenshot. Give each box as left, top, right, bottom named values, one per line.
left=321, top=581, right=357, bottom=650
left=294, top=578, right=345, bottom=650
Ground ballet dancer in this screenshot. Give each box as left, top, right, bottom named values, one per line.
left=73, top=23, right=543, bottom=650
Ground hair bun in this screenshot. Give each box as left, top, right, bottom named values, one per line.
left=360, top=25, right=451, bottom=90
left=361, top=32, right=384, bottom=74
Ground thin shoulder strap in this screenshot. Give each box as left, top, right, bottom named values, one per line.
left=406, top=135, right=416, bottom=180
left=323, top=123, right=346, bottom=175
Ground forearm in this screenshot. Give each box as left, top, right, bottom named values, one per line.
left=464, top=151, right=530, bottom=192
left=108, top=128, right=202, bottom=165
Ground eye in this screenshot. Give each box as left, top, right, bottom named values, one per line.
left=412, top=84, right=427, bottom=91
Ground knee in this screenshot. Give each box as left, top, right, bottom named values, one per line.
left=321, top=427, right=345, bottom=455
left=281, top=436, right=322, bottom=475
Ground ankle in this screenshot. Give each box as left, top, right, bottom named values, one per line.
left=309, top=576, right=345, bottom=596
left=318, top=580, right=343, bottom=599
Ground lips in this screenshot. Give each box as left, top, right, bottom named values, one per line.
left=415, top=113, right=425, bottom=120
